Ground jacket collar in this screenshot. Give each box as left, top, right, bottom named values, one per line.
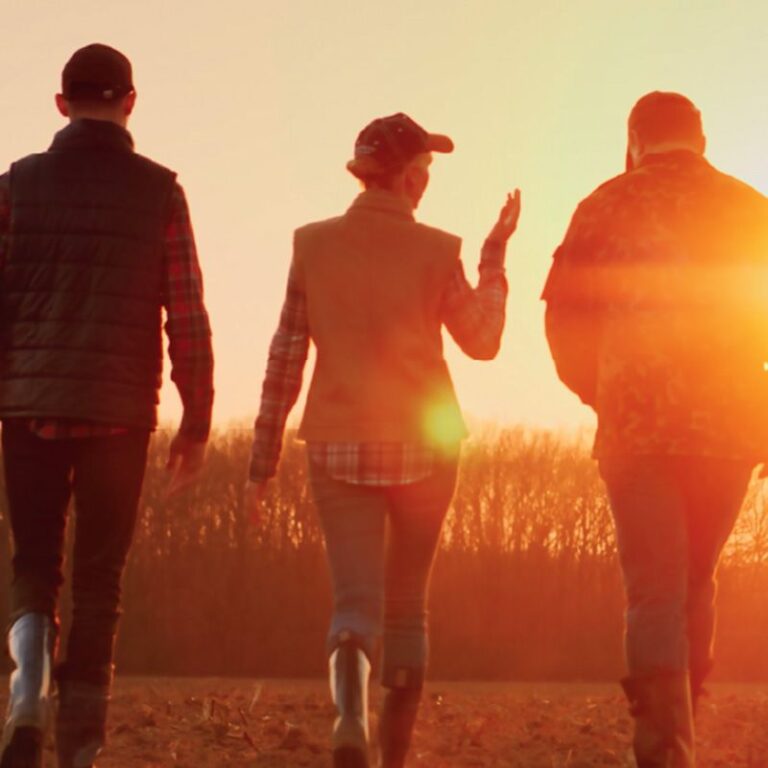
left=347, top=189, right=415, bottom=221
left=637, top=148, right=706, bottom=169
left=49, top=119, right=135, bottom=153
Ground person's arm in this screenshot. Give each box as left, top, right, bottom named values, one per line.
left=162, top=184, right=215, bottom=493
left=0, top=173, right=10, bottom=275
left=249, top=260, right=310, bottom=484
left=442, top=240, right=508, bottom=360
left=541, top=246, right=602, bottom=408
left=442, top=190, right=521, bottom=360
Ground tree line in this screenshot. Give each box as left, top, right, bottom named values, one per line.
left=1, top=426, right=766, bottom=681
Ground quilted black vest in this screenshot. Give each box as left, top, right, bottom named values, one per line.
left=0, top=119, right=176, bottom=428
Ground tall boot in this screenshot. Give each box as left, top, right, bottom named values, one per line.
left=55, top=666, right=113, bottom=768
left=378, top=686, right=421, bottom=768
left=622, top=672, right=695, bottom=767
left=688, top=661, right=712, bottom=718
left=329, top=639, right=371, bottom=768
left=0, top=613, right=54, bottom=768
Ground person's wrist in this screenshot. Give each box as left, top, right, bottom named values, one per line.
left=481, top=238, right=507, bottom=267
left=177, top=420, right=210, bottom=444
left=249, top=461, right=273, bottom=484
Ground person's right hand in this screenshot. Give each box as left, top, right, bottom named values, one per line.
left=165, top=433, right=207, bottom=499
left=487, top=188, right=522, bottom=244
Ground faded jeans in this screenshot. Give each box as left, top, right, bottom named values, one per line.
left=308, top=459, right=458, bottom=689
left=598, top=455, right=752, bottom=686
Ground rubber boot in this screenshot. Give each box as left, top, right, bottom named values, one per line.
left=0, top=613, right=54, bottom=768
left=329, top=639, right=371, bottom=768
left=378, top=686, right=421, bottom=768
left=622, top=672, right=695, bottom=767
left=688, top=661, right=712, bottom=718
left=55, top=667, right=113, bottom=768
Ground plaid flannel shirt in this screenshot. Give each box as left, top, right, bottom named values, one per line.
left=250, top=238, right=507, bottom=485
left=0, top=174, right=214, bottom=442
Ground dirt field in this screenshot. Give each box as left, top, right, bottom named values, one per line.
left=14, top=678, right=768, bottom=767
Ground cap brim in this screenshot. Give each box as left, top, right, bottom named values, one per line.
left=425, top=133, right=454, bottom=153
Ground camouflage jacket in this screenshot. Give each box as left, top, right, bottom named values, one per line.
left=543, top=150, right=768, bottom=459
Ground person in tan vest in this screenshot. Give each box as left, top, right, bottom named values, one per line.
left=247, top=112, right=520, bottom=768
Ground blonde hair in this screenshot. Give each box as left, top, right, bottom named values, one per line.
left=347, top=152, right=431, bottom=190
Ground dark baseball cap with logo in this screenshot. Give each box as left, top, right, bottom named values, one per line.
left=61, top=44, right=134, bottom=102
left=346, top=112, right=454, bottom=178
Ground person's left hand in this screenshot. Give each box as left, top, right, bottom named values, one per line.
left=243, top=480, right=270, bottom=525
left=487, top=188, right=522, bottom=244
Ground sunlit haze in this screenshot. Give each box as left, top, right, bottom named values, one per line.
left=3, top=1, right=767, bottom=433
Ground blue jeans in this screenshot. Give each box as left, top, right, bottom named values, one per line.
left=598, top=455, right=752, bottom=684
left=309, top=460, right=458, bottom=689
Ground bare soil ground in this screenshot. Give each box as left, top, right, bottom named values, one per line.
left=11, top=678, right=768, bottom=767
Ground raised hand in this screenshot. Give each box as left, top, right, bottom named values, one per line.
left=487, top=188, right=522, bottom=244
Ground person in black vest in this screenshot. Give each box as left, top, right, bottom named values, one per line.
left=0, top=44, right=214, bottom=768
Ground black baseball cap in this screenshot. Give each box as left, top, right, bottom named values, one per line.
left=628, top=91, right=703, bottom=143
left=347, top=113, right=453, bottom=177
left=61, top=44, right=134, bottom=102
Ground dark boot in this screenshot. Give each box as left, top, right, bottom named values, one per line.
left=329, top=640, right=371, bottom=768
left=622, top=672, right=695, bottom=767
left=378, top=687, right=421, bottom=768
left=688, top=661, right=712, bottom=718
left=55, top=667, right=113, bottom=768
left=0, top=613, right=54, bottom=768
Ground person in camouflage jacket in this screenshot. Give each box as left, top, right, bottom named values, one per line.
left=543, top=91, right=768, bottom=767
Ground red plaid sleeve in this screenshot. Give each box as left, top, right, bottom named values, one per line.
left=442, top=238, right=508, bottom=359
left=0, top=173, right=9, bottom=271
left=163, top=184, right=214, bottom=442
left=250, top=262, right=310, bottom=482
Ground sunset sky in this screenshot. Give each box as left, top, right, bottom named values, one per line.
left=2, top=1, right=767, bottom=433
